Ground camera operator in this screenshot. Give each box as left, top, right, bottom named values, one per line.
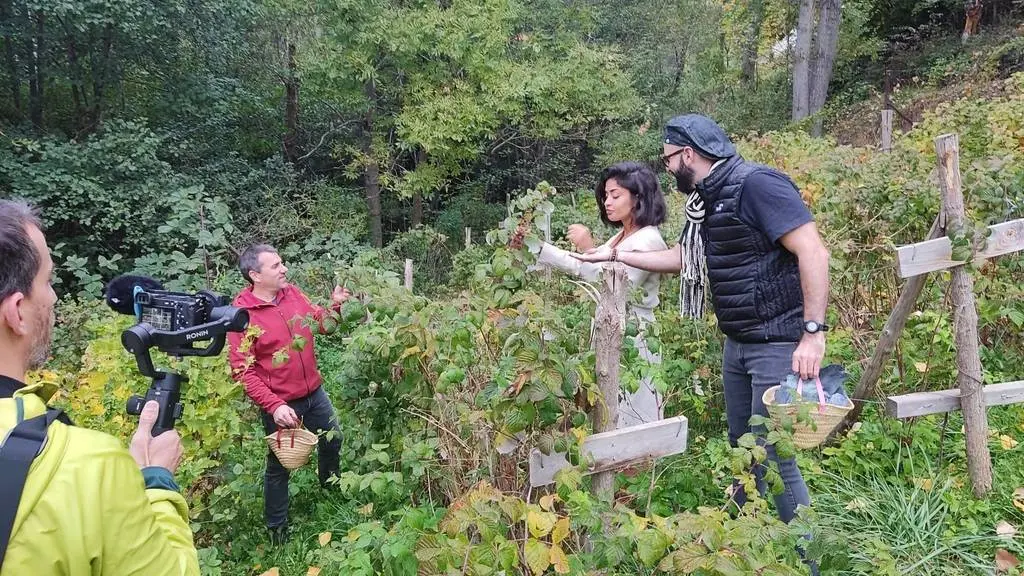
left=0, top=199, right=199, bottom=575
left=227, top=244, right=349, bottom=545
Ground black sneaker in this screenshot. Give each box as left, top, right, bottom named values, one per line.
left=268, top=524, right=289, bottom=546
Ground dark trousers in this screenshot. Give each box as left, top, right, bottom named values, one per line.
left=260, top=386, right=341, bottom=529
left=722, top=338, right=812, bottom=522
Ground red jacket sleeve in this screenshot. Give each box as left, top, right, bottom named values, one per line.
left=227, top=328, right=285, bottom=415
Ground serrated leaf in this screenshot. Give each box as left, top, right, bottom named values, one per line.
left=318, top=531, right=332, bottom=547
left=551, top=517, right=570, bottom=544
left=524, top=538, right=550, bottom=575
left=537, top=433, right=555, bottom=456
left=528, top=509, right=557, bottom=538
left=914, top=361, right=928, bottom=373
left=550, top=543, right=570, bottom=574
left=636, top=529, right=671, bottom=567
left=516, top=346, right=539, bottom=364
left=658, top=543, right=710, bottom=572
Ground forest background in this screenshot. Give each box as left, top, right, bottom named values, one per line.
left=2, top=0, right=1024, bottom=574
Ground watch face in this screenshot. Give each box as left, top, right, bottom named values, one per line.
left=805, top=321, right=819, bottom=332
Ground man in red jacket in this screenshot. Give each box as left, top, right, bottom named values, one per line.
left=227, top=244, right=349, bottom=545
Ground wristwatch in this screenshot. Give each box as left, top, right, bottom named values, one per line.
left=804, top=320, right=829, bottom=334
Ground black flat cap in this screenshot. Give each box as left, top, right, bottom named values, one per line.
left=664, top=114, right=736, bottom=159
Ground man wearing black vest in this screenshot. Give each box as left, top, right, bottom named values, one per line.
left=576, top=115, right=829, bottom=535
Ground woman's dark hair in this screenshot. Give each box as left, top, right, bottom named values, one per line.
left=594, top=161, right=667, bottom=228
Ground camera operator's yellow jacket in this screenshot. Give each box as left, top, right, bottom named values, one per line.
left=0, top=381, right=199, bottom=576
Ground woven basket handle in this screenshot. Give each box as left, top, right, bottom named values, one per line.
left=796, top=376, right=827, bottom=414
left=275, top=426, right=299, bottom=448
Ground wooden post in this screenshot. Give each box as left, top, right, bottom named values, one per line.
left=935, top=133, right=991, bottom=497
left=881, top=109, right=893, bottom=152
left=829, top=216, right=941, bottom=441
left=543, top=211, right=552, bottom=280
left=591, top=264, right=627, bottom=501
left=404, top=259, right=413, bottom=292
left=464, top=227, right=471, bottom=249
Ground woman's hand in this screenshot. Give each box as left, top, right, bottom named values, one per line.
left=566, top=224, right=595, bottom=252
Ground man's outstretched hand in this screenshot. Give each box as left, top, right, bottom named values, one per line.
left=332, top=285, right=353, bottom=306
left=129, top=400, right=183, bottom=473
left=571, top=246, right=613, bottom=263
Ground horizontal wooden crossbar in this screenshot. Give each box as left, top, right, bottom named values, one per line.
left=896, top=218, right=1024, bottom=278
left=885, top=381, right=1024, bottom=418
left=528, top=415, right=688, bottom=488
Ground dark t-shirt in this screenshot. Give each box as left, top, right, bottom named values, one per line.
left=737, top=170, right=813, bottom=243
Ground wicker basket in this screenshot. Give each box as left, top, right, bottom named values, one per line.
left=762, top=377, right=853, bottom=449
left=265, top=427, right=318, bottom=470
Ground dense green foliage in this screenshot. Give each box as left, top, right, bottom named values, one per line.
left=4, top=1, right=1024, bottom=574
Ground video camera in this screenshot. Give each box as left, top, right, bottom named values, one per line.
left=104, top=275, right=249, bottom=436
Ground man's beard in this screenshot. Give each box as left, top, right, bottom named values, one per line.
left=28, top=308, right=55, bottom=370
left=672, top=163, right=697, bottom=194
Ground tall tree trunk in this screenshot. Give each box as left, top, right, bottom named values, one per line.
left=283, top=41, right=299, bottom=163
left=740, top=0, right=766, bottom=87
left=63, top=24, right=86, bottom=132
left=809, top=0, right=841, bottom=136
left=1, top=0, right=21, bottom=114
left=791, top=0, right=815, bottom=121
left=962, top=0, right=983, bottom=43
left=86, top=22, right=113, bottom=132
left=411, top=147, right=424, bottom=227
left=26, top=9, right=43, bottom=130
left=363, top=79, right=383, bottom=248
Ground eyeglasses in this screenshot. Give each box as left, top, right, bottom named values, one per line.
left=661, top=148, right=686, bottom=168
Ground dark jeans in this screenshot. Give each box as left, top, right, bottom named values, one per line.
left=260, top=386, right=341, bottom=529
left=722, top=338, right=812, bottom=523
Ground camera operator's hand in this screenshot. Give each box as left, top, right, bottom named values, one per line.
left=273, top=404, right=300, bottom=428
left=129, top=400, right=183, bottom=473
left=332, top=285, right=353, bottom=306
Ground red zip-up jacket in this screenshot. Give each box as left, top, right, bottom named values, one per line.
left=227, top=284, right=339, bottom=415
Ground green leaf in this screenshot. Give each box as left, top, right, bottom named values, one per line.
left=527, top=510, right=557, bottom=538
left=738, top=434, right=757, bottom=449
left=524, top=538, right=550, bottom=575
left=636, top=529, right=671, bottom=567
left=748, top=415, right=771, bottom=428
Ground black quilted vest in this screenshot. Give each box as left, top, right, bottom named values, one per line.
left=698, top=156, right=804, bottom=342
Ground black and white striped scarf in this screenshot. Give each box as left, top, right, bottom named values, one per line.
left=678, top=190, right=706, bottom=319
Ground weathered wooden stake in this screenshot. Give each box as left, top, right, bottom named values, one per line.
left=881, top=109, right=894, bottom=151
left=935, top=133, right=991, bottom=497
left=465, top=227, right=472, bottom=249
left=404, top=258, right=413, bottom=292
left=591, top=264, right=627, bottom=501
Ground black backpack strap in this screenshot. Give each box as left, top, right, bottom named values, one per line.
left=0, top=407, right=64, bottom=570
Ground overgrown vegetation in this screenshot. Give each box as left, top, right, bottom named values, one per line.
left=4, top=0, right=1024, bottom=574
